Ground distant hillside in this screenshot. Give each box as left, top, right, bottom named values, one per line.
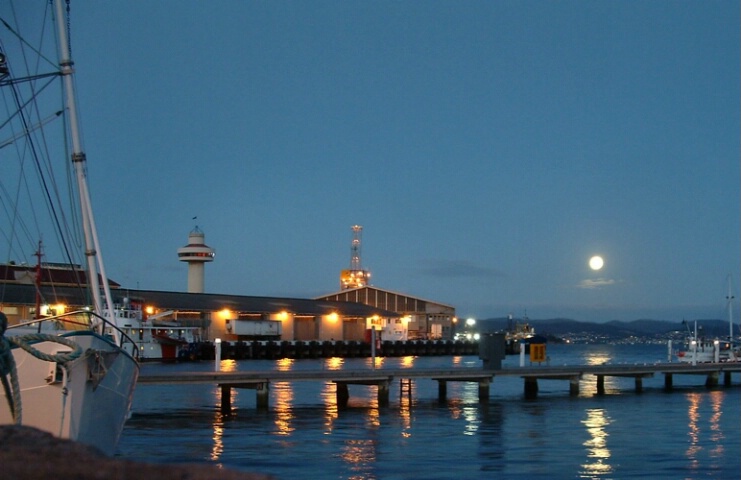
left=476, top=317, right=738, bottom=339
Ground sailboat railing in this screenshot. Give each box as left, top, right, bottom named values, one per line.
left=8, top=310, right=140, bottom=361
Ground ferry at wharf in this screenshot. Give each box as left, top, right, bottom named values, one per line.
left=108, top=298, right=201, bottom=362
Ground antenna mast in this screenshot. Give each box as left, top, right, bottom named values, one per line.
left=340, top=225, right=371, bottom=289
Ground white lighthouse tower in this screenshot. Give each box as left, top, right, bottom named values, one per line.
left=177, top=226, right=215, bottom=293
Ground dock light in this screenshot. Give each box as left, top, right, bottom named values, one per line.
left=466, top=318, right=476, bottom=327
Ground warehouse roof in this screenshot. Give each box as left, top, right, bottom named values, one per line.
left=0, top=283, right=398, bottom=318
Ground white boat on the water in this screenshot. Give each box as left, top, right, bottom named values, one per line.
left=675, top=320, right=739, bottom=364
left=0, top=0, right=139, bottom=455
left=106, top=299, right=202, bottom=361
left=676, top=279, right=740, bottom=364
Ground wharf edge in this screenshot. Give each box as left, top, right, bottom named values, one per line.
left=136, top=362, right=741, bottom=412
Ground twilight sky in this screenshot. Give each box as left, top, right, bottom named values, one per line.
left=4, top=1, right=740, bottom=323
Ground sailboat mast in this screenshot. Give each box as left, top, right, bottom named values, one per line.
left=727, top=275, right=734, bottom=340
left=53, top=0, right=115, bottom=319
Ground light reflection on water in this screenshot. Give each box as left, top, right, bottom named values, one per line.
left=685, top=390, right=727, bottom=473
left=210, top=411, right=224, bottom=462
left=273, top=382, right=295, bottom=436
left=326, top=357, right=345, bottom=370
left=218, top=359, right=238, bottom=372
left=580, top=408, right=612, bottom=476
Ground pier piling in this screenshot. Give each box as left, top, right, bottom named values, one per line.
left=220, top=385, right=231, bottom=414
left=256, top=382, right=269, bottom=409
left=524, top=378, right=538, bottom=399
left=596, top=375, right=605, bottom=395
left=437, top=381, right=447, bottom=403
left=336, top=383, right=350, bottom=408
left=569, top=376, right=580, bottom=396
left=478, top=379, right=490, bottom=401
left=378, top=380, right=390, bottom=407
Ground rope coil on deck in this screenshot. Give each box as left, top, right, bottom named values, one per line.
left=0, top=312, right=84, bottom=424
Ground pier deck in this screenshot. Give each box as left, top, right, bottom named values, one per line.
left=137, top=362, right=741, bottom=412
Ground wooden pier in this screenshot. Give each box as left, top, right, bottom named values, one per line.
left=137, top=362, right=741, bottom=413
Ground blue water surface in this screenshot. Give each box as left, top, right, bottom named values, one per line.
left=117, top=344, right=740, bottom=479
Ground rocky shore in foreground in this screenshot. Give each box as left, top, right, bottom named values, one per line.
left=0, top=425, right=272, bottom=480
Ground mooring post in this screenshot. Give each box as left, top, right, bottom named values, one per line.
left=220, top=385, right=231, bottom=415
left=214, top=338, right=222, bottom=372
left=438, top=380, right=448, bottom=402
left=706, top=372, right=719, bottom=388
left=524, top=377, right=538, bottom=399
left=378, top=380, right=390, bottom=407
left=664, top=373, right=673, bottom=391
left=478, top=378, right=490, bottom=402
left=336, top=382, right=349, bottom=408
left=596, top=375, right=605, bottom=395
left=569, top=376, right=579, bottom=396
left=519, top=343, right=525, bottom=367
left=256, top=382, right=269, bottom=409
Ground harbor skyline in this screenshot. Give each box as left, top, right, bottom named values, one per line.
left=8, top=1, right=739, bottom=323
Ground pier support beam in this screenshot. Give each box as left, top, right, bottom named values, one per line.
left=724, top=371, right=732, bottom=386
left=438, top=380, right=447, bottom=403
left=569, top=376, right=580, bottom=396
left=664, top=374, right=673, bottom=391
left=256, top=382, right=269, bottom=409
left=596, top=375, right=605, bottom=395
left=524, top=378, right=538, bottom=399
left=478, top=379, right=490, bottom=402
left=220, top=385, right=232, bottom=415
left=706, top=372, right=719, bottom=388
left=336, top=382, right=350, bottom=408
left=378, top=380, right=390, bottom=407
left=634, top=377, right=643, bottom=393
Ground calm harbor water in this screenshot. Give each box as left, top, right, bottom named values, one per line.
left=118, top=344, right=740, bottom=479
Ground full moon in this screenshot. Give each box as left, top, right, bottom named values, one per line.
left=589, top=255, right=604, bottom=270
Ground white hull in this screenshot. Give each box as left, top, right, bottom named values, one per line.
left=675, top=318, right=740, bottom=364
left=110, top=309, right=201, bottom=361
left=0, top=330, right=139, bottom=455
left=676, top=344, right=739, bottom=363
